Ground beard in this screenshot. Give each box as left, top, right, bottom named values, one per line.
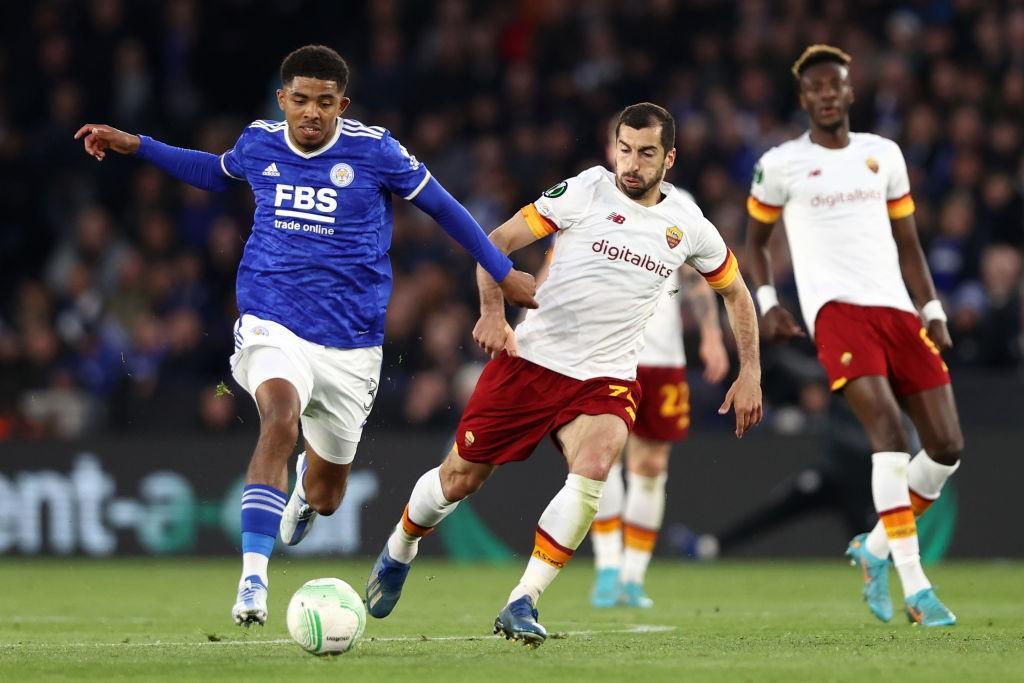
left=616, top=172, right=661, bottom=199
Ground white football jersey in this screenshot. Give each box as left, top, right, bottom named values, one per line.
left=517, top=166, right=735, bottom=381
left=637, top=270, right=686, bottom=368
left=748, top=132, right=917, bottom=337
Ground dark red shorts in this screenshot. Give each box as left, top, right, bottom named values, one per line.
left=815, top=302, right=950, bottom=397
left=456, top=354, right=642, bottom=466
left=633, top=366, right=690, bottom=442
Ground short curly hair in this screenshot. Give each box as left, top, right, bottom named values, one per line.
left=791, top=44, right=852, bottom=80
left=280, top=45, right=349, bottom=89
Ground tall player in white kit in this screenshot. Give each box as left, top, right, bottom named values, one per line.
left=745, top=46, right=964, bottom=627
left=365, top=103, right=762, bottom=647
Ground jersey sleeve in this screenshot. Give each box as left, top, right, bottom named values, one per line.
left=686, top=218, right=739, bottom=291
left=522, top=167, right=599, bottom=238
left=884, top=143, right=915, bottom=219
left=379, top=133, right=432, bottom=200
left=219, top=127, right=250, bottom=181
left=746, top=151, right=786, bottom=224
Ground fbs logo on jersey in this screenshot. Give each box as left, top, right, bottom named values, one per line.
left=262, top=163, right=281, bottom=177
left=329, top=163, right=355, bottom=188
left=665, top=226, right=683, bottom=249
left=542, top=181, right=567, bottom=198
left=866, top=157, right=879, bottom=173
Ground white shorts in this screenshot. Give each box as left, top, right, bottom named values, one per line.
left=230, top=314, right=382, bottom=465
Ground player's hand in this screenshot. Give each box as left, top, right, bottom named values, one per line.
left=473, top=314, right=518, bottom=359
left=762, top=306, right=806, bottom=342
left=499, top=269, right=539, bottom=309
left=718, top=369, right=763, bottom=438
left=927, top=319, right=953, bottom=353
left=73, top=124, right=141, bottom=161
left=699, top=333, right=730, bottom=384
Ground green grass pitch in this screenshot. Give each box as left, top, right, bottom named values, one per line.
left=1, top=558, right=1021, bottom=681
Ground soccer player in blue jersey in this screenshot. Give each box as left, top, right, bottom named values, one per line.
left=75, top=45, right=537, bottom=627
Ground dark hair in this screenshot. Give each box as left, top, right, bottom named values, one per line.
left=280, top=45, right=349, bottom=89
left=615, top=102, right=675, bottom=153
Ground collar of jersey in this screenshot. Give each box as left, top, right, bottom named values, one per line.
left=283, top=117, right=343, bottom=159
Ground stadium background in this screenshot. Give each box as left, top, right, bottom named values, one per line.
left=0, top=0, right=1021, bottom=561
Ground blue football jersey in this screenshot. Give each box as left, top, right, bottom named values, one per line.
left=219, top=117, right=431, bottom=348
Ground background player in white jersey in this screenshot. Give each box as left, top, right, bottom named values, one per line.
left=365, top=103, right=762, bottom=647
left=589, top=266, right=729, bottom=609
left=745, top=45, right=964, bottom=627
left=75, top=45, right=537, bottom=627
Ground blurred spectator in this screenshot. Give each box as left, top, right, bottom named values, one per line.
left=2, top=1, right=1022, bottom=439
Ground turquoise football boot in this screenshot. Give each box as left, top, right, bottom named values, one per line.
left=905, top=588, right=957, bottom=627
left=494, top=596, right=547, bottom=648
left=619, top=582, right=654, bottom=608
left=845, top=533, right=893, bottom=622
left=590, top=567, right=620, bottom=608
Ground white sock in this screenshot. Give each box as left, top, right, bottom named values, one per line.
left=864, top=449, right=960, bottom=559
left=872, top=451, right=931, bottom=597
left=591, top=462, right=624, bottom=570
left=241, top=552, right=269, bottom=587
left=621, top=470, right=667, bottom=585
left=386, top=467, right=458, bottom=564
left=508, top=474, right=604, bottom=606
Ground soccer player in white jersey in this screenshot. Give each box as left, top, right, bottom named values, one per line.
left=589, top=266, right=729, bottom=609
left=745, top=45, right=964, bottom=627
left=75, top=45, right=537, bottom=627
left=366, top=103, right=763, bottom=647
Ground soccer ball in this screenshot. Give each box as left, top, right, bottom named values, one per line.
left=286, top=578, right=366, bottom=655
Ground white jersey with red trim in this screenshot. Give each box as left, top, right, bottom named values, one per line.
left=638, top=270, right=686, bottom=368
left=747, top=132, right=917, bottom=337
left=517, top=166, right=735, bottom=382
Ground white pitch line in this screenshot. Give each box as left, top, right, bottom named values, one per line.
left=0, top=624, right=676, bottom=649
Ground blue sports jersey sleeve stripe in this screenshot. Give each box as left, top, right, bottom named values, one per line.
left=411, top=178, right=513, bottom=282
left=135, top=135, right=232, bottom=192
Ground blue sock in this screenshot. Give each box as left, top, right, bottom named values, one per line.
left=240, top=484, right=286, bottom=585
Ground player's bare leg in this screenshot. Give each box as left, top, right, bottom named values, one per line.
left=234, top=378, right=302, bottom=627
left=279, top=442, right=351, bottom=546
left=367, top=447, right=494, bottom=618
left=619, top=434, right=671, bottom=607
left=842, top=376, right=955, bottom=626
left=496, top=414, right=626, bottom=647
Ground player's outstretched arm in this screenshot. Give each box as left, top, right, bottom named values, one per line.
left=744, top=216, right=805, bottom=341
left=715, top=272, right=763, bottom=438
left=472, top=212, right=543, bottom=358
left=74, top=124, right=232, bottom=193
left=682, top=269, right=730, bottom=383
left=891, top=214, right=952, bottom=352
left=410, top=180, right=537, bottom=308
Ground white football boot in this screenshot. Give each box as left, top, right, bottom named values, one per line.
left=279, top=452, right=317, bottom=546
left=232, top=575, right=268, bottom=627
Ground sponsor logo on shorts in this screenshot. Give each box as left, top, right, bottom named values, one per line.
left=464, top=430, right=475, bottom=447
left=841, top=351, right=853, bottom=366
left=866, top=157, right=879, bottom=173
left=251, top=326, right=269, bottom=336
left=665, top=226, right=682, bottom=249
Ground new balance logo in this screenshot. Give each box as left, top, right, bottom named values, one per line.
left=808, top=168, right=822, bottom=177
left=606, top=212, right=626, bottom=224
left=262, top=163, right=281, bottom=177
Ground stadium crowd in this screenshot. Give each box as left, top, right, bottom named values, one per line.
left=1, top=0, right=1022, bottom=439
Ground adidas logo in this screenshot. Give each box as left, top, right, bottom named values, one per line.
left=262, top=163, right=281, bottom=177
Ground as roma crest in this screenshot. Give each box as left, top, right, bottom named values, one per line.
left=665, top=226, right=682, bottom=249
left=865, top=157, right=879, bottom=173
